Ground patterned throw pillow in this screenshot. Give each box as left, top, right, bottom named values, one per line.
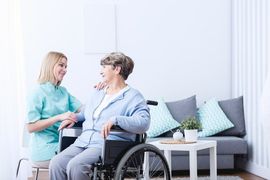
left=198, top=98, right=234, bottom=137
left=147, top=99, right=180, bottom=138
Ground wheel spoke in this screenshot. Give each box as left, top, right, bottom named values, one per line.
left=114, top=144, right=170, bottom=180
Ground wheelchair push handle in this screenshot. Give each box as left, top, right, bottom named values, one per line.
left=146, top=100, right=158, bottom=106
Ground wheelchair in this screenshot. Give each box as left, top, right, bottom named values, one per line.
left=59, top=100, right=171, bottom=180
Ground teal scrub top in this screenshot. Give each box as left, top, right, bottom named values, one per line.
left=27, top=82, right=81, bottom=162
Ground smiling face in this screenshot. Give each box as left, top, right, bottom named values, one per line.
left=53, top=57, right=67, bottom=84
left=100, top=65, right=119, bottom=84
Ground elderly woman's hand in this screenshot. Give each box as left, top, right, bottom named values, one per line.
left=94, top=82, right=107, bottom=90
left=58, top=119, right=75, bottom=131
left=101, top=120, right=114, bottom=138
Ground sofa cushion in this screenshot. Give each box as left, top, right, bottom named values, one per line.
left=198, top=99, right=234, bottom=137
left=165, top=95, right=197, bottom=123
left=217, top=96, right=246, bottom=137
left=147, top=99, right=179, bottom=138
left=159, top=95, right=197, bottom=137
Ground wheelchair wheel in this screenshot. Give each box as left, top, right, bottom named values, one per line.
left=114, top=144, right=171, bottom=180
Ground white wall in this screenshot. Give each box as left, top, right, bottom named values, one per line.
left=21, top=0, right=231, bottom=105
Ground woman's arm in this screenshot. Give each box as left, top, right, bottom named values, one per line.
left=110, top=107, right=150, bottom=134
left=27, top=112, right=76, bottom=133
left=75, top=107, right=81, bottom=113
left=102, top=93, right=150, bottom=136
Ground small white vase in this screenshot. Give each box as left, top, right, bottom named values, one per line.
left=184, top=129, right=198, bottom=142
left=173, top=130, right=183, bottom=141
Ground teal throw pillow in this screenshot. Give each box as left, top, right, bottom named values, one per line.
left=147, top=99, right=180, bottom=138
left=198, top=98, right=234, bottom=137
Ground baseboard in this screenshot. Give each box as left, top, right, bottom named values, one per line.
left=237, top=159, right=270, bottom=179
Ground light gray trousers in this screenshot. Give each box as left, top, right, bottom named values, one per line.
left=49, top=146, right=101, bottom=180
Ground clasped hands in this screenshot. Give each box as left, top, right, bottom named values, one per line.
left=58, top=82, right=107, bottom=131
left=57, top=112, right=114, bottom=139
left=58, top=111, right=77, bottom=131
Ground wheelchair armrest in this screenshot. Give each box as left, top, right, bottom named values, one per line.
left=60, top=121, right=83, bottom=137
left=60, top=126, right=82, bottom=137
left=73, top=121, right=83, bottom=127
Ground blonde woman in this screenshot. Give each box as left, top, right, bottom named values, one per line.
left=26, top=51, right=81, bottom=168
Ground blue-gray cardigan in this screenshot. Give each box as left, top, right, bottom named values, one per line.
left=73, top=86, right=150, bottom=149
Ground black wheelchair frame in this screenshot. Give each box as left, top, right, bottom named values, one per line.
left=59, top=100, right=171, bottom=180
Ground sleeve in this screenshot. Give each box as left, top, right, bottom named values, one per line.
left=26, top=89, right=43, bottom=123
left=110, top=93, right=150, bottom=134
left=68, top=93, right=81, bottom=112
left=75, top=105, right=86, bottom=122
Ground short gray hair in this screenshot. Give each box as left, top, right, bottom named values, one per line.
left=100, top=52, right=134, bottom=80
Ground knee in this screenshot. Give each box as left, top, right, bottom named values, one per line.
left=66, top=159, right=92, bottom=176
left=49, top=154, right=63, bottom=171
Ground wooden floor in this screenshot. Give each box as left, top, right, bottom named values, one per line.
left=29, top=169, right=266, bottom=180
left=173, top=169, right=266, bottom=180
left=223, top=169, right=265, bottom=180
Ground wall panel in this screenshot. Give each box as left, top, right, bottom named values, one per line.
left=232, top=0, right=270, bottom=178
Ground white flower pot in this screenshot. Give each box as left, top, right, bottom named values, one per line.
left=184, top=129, right=198, bottom=142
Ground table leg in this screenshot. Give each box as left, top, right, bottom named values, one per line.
left=189, top=149, right=197, bottom=180
left=210, top=146, right=217, bottom=180
left=143, top=152, right=149, bottom=180
left=164, top=150, right=172, bottom=179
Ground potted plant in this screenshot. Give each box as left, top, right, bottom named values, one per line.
left=180, top=116, right=202, bottom=142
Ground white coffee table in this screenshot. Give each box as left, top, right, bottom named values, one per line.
left=147, top=140, right=217, bottom=180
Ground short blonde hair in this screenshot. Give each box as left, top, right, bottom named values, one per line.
left=100, top=52, right=134, bottom=80
left=38, top=51, right=67, bottom=85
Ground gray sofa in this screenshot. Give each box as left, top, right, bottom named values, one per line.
left=146, top=95, right=248, bottom=170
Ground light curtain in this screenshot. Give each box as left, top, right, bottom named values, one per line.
left=260, top=70, right=270, bottom=169
left=0, top=0, right=26, bottom=179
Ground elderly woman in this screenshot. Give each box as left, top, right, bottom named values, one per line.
left=49, top=52, right=150, bottom=180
